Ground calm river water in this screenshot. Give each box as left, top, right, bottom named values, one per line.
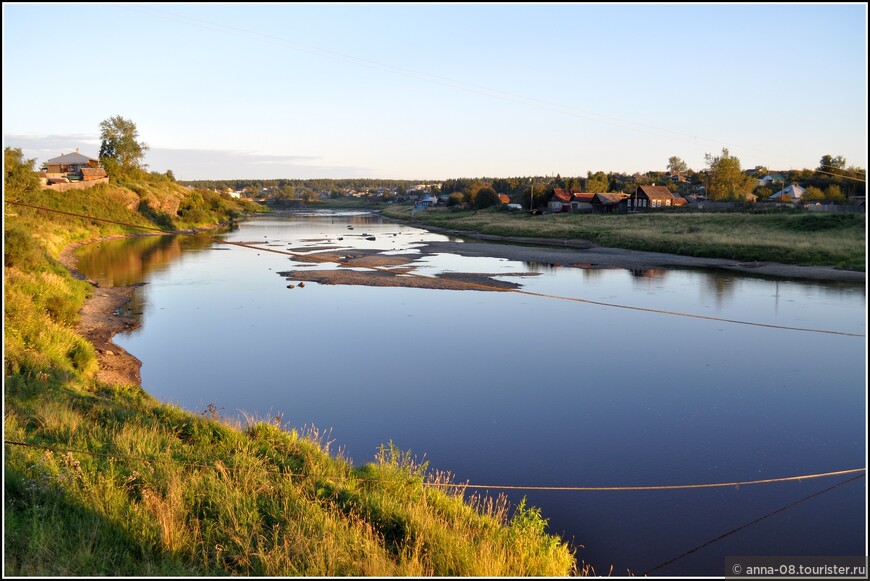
left=77, top=211, right=867, bottom=576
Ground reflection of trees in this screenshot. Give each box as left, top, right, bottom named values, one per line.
left=126, top=289, right=146, bottom=318
left=628, top=268, right=668, bottom=281
left=703, top=272, right=736, bottom=306
left=76, top=234, right=213, bottom=286
left=523, top=262, right=561, bottom=273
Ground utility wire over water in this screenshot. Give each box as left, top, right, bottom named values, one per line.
left=8, top=203, right=865, bottom=574
left=4, top=440, right=864, bottom=493
left=7, top=200, right=864, bottom=338
left=6, top=439, right=865, bottom=573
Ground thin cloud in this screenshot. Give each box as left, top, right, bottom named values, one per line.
left=147, top=147, right=374, bottom=179
left=4, top=134, right=374, bottom=180
left=4, top=134, right=101, bottom=160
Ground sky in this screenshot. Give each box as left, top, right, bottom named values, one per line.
left=2, top=3, right=867, bottom=181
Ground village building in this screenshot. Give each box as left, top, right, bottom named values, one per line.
left=629, top=185, right=686, bottom=210
left=768, top=184, right=806, bottom=202
left=591, top=192, right=630, bottom=213
left=39, top=148, right=108, bottom=189
left=547, top=188, right=573, bottom=212
left=569, top=192, right=595, bottom=212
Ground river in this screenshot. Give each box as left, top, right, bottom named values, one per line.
left=76, top=210, right=867, bottom=576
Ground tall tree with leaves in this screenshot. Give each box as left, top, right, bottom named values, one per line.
left=667, top=156, right=688, bottom=175
left=704, top=148, right=755, bottom=201
left=4, top=147, right=41, bottom=200
left=99, top=115, right=149, bottom=175
left=818, top=154, right=846, bottom=173
left=585, top=171, right=609, bottom=193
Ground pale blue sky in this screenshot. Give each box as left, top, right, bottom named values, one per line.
left=3, top=3, right=867, bottom=180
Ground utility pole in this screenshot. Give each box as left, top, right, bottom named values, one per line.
left=529, top=177, right=534, bottom=211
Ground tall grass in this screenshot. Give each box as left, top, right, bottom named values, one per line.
left=4, top=178, right=577, bottom=575
left=384, top=205, right=866, bottom=271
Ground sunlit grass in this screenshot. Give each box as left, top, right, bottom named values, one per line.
left=384, top=205, right=865, bottom=271
left=5, top=180, right=578, bottom=576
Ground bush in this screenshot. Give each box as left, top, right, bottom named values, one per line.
left=4, top=225, right=48, bottom=271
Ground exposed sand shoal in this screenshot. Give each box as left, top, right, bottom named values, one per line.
left=286, top=250, right=421, bottom=269
left=286, top=245, right=349, bottom=252
left=278, top=269, right=533, bottom=291
left=339, top=254, right=419, bottom=268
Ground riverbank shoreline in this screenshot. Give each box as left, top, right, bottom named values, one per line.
left=399, top=220, right=866, bottom=284
left=58, top=224, right=236, bottom=387
left=62, top=213, right=864, bottom=389
left=59, top=235, right=161, bottom=387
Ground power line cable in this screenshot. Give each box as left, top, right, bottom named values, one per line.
left=5, top=440, right=863, bottom=494
left=815, top=167, right=866, bottom=183
left=6, top=200, right=864, bottom=338
left=220, top=239, right=866, bottom=338
left=642, top=473, right=866, bottom=575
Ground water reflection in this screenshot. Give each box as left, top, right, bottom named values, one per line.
left=75, top=211, right=867, bottom=576
left=75, top=234, right=215, bottom=287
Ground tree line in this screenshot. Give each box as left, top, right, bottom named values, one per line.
left=15, top=115, right=864, bottom=206
left=438, top=151, right=865, bottom=208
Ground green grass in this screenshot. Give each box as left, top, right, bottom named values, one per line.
left=4, top=179, right=578, bottom=576
left=383, top=205, right=866, bottom=271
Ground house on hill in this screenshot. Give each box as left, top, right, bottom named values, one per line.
left=40, top=148, right=108, bottom=189
left=629, top=185, right=686, bottom=210
left=43, top=149, right=100, bottom=175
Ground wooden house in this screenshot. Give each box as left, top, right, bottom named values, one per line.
left=42, top=149, right=100, bottom=176
left=547, top=188, right=573, bottom=212
left=570, top=192, right=596, bottom=212
left=80, top=167, right=108, bottom=181
left=591, top=192, right=630, bottom=213
left=629, top=185, right=686, bottom=210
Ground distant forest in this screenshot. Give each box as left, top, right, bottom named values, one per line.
left=181, top=178, right=421, bottom=193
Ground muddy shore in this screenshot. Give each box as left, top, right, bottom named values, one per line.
left=59, top=237, right=150, bottom=387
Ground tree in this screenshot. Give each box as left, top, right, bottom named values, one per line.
left=585, top=171, right=609, bottom=193
left=704, top=148, right=755, bottom=201
left=802, top=186, right=825, bottom=202
left=819, top=154, right=846, bottom=173
left=667, top=156, right=688, bottom=175
left=4, top=147, right=41, bottom=199
left=99, top=115, right=149, bottom=174
left=825, top=184, right=845, bottom=202
left=473, top=186, right=500, bottom=209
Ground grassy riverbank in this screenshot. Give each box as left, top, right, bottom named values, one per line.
left=3, top=181, right=576, bottom=575
left=382, top=205, right=866, bottom=271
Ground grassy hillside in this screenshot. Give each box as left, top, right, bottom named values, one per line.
left=3, top=176, right=576, bottom=575
left=383, top=205, right=866, bottom=271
